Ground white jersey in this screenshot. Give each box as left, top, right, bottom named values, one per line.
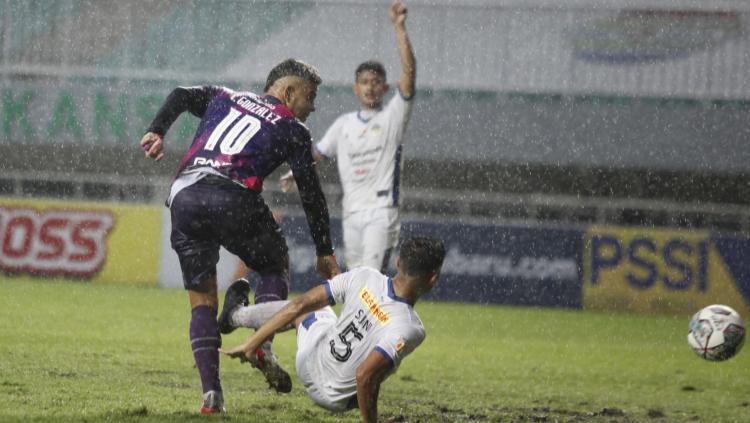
left=302, top=267, right=425, bottom=405
left=316, top=92, right=413, bottom=215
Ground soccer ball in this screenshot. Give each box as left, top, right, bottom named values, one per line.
left=687, top=304, right=745, bottom=361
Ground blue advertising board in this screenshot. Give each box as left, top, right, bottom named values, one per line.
left=279, top=216, right=584, bottom=308
left=277, top=216, right=750, bottom=314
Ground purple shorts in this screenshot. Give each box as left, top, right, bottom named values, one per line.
left=169, top=176, right=288, bottom=289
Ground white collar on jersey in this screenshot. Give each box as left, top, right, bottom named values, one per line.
left=357, top=107, right=382, bottom=123
left=387, top=278, right=414, bottom=306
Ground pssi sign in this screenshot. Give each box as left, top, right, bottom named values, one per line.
left=583, top=226, right=750, bottom=315
left=0, top=206, right=115, bottom=279
left=589, top=231, right=708, bottom=291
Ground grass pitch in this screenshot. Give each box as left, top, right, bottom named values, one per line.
left=2, top=277, right=750, bottom=422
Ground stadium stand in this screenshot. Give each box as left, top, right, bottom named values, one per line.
left=94, top=1, right=312, bottom=72
left=2, top=0, right=749, bottom=233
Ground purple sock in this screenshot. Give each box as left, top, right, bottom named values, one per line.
left=255, top=275, right=289, bottom=304
left=190, top=305, right=222, bottom=393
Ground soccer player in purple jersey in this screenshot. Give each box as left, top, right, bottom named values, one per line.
left=139, top=59, right=340, bottom=414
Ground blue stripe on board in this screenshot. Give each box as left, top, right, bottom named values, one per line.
left=711, top=235, right=750, bottom=308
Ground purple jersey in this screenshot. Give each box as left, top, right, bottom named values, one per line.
left=173, top=86, right=315, bottom=192
left=146, top=85, right=333, bottom=255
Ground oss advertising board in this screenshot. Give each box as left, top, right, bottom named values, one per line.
left=0, top=197, right=160, bottom=285
left=584, top=226, right=750, bottom=316
left=6, top=198, right=750, bottom=318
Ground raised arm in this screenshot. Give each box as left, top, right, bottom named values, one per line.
left=356, top=351, right=393, bottom=423
left=390, top=0, right=416, bottom=99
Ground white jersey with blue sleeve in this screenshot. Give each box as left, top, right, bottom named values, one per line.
left=297, top=267, right=425, bottom=408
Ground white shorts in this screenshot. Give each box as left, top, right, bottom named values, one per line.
left=342, top=207, right=400, bottom=271
left=295, top=307, right=349, bottom=411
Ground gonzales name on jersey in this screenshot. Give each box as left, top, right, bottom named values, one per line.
left=174, top=86, right=315, bottom=192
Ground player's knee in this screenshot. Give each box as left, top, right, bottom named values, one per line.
left=243, top=239, right=289, bottom=277
left=255, top=254, right=289, bottom=278
left=189, top=283, right=219, bottom=309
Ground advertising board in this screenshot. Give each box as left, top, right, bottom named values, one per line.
left=583, top=226, right=750, bottom=316
left=282, top=216, right=584, bottom=308
left=0, top=197, right=160, bottom=285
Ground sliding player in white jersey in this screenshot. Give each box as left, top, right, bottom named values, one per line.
left=282, top=0, right=416, bottom=273
left=220, top=237, right=445, bottom=423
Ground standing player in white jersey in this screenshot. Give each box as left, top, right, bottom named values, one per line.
left=220, top=237, right=445, bottom=422
left=282, top=0, right=416, bottom=273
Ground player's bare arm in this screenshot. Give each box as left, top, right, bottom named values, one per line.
left=390, top=0, right=416, bottom=98
left=356, top=350, right=393, bottom=423
left=221, top=284, right=331, bottom=361
left=279, top=170, right=295, bottom=192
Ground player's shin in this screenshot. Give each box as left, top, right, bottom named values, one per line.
left=254, top=274, right=289, bottom=303
left=231, top=301, right=293, bottom=331
left=249, top=274, right=293, bottom=393
left=254, top=274, right=290, bottom=346
left=190, top=305, right=222, bottom=395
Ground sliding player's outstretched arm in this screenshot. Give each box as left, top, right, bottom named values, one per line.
left=221, top=284, right=331, bottom=361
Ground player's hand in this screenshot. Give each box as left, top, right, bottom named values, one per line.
left=219, top=343, right=255, bottom=363
left=316, top=254, right=341, bottom=279
left=271, top=209, right=285, bottom=224
left=279, top=170, right=296, bottom=193
left=389, top=0, right=407, bottom=26
left=140, top=132, right=165, bottom=161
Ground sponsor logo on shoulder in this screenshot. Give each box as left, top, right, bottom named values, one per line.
left=395, top=336, right=407, bottom=352
left=359, top=287, right=390, bottom=326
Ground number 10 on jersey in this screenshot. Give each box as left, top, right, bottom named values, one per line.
left=204, top=108, right=261, bottom=155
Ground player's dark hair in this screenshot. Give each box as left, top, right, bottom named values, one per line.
left=399, top=237, right=445, bottom=278
left=264, top=58, right=322, bottom=92
left=355, top=60, right=386, bottom=81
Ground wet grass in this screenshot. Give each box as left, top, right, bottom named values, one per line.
left=1, top=276, right=750, bottom=422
